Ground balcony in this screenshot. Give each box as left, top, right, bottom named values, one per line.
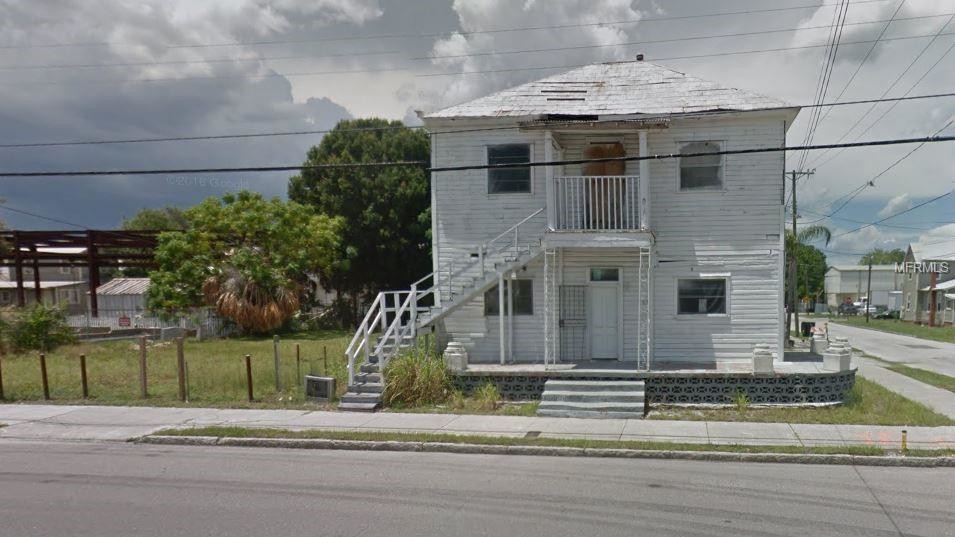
left=544, top=175, right=651, bottom=248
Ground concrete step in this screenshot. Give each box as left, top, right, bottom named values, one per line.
left=347, top=382, right=384, bottom=394
left=355, top=372, right=381, bottom=383
left=536, top=408, right=645, bottom=419
left=541, top=390, right=644, bottom=403
left=360, top=363, right=380, bottom=374
left=337, top=401, right=380, bottom=412
left=339, top=392, right=382, bottom=405
left=537, top=401, right=644, bottom=413
left=543, top=380, right=644, bottom=392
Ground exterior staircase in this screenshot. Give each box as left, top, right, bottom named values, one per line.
left=537, top=379, right=646, bottom=419
left=339, top=209, right=546, bottom=412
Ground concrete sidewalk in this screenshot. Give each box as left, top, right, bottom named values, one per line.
left=1, top=403, right=953, bottom=450
left=857, top=357, right=955, bottom=420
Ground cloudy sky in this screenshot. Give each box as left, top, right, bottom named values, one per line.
left=0, top=0, right=952, bottom=263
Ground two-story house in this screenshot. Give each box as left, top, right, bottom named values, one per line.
left=899, top=238, right=955, bottom=325
left=422, top=59, right=795, bottom=367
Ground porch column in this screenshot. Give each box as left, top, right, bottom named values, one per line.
left=498, top=273, right=505, bottom=365
left=544, top=130, right=556, bottom=230
left=507, top=276, right=514, bottom=362
left=638, top=130, right=650, bottom=229
left=13, top=231, right=24, bottom=307
left=30, top=246, right=41, bottom=304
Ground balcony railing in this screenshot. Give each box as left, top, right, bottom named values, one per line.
left=552, top=175, right=639, bottom=231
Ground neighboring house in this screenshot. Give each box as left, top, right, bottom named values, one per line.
left=0, top=281, right=87, bottom=313
left=397, top=59, right=797, bottom=367
left=0, top=253, right=90, bottom=314
left=899, top=238, right=955, bottom=325
left=92, top=277, right=151, bottom=314
left=824, top=265, right=903, bottom=310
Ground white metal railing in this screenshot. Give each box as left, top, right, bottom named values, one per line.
left=553, top=175, right=639, bottom=231
left=345, top=209, right=546, bottom=386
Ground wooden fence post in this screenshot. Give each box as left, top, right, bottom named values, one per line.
left=245, top=354, right=254, bottom=402
left=79, top=353, right=89, bottom=398
left=273, top=335, right=281, bottom=392
left=138, top=335, right=148, bottom=398
left=176, top=337, right=186, bottom=402
left=0, top=353, right=4, bottom=400
left=323, top=345, right=328, bottom=376
left=39, top=353, right=50, bottom=400
left=295, top=343, right=301, bottom=385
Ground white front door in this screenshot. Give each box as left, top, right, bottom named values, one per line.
left=589, top=284, right=620, bottom=359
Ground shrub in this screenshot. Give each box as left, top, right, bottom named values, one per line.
left=382, top=343, right=451, bottom=407
left=3, top=304, right=76, bottom=352
left=732, top=389, right=750, bottom=413
left=473, top=382, right=501, bottom=411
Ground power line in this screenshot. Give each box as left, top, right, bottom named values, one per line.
left=800, top=208, right=952, bottom=230
left=0, top=134, right=952, bottom=178
left=831, top=190, right=953, bottom=238
left=4, top=13, right=940, bottom=73
left=4, top=29, right=954, bottom=88
left=2, top=90, right=952, bottom=150
left=0, top=203, right=89, bottom=229
left=0, top=0, right=893, bottom=51
left=796, top=0, right=850, bottom=171
left=811, top=0, right=907, bottom=130
left=807, top=15, right=955, bottom=168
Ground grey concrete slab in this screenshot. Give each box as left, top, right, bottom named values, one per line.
left=185, top=408, right=311, bottom=426
left=790, top=423, right=846, bottom=446
left=46, top=406, right=206, bottom=426
left=534, top=416, right=627, bottom=437
left=621, top=419, right=709, bottom=441
left=705, top=421, right=801, bottom=445
left=438, top=414, right=544, bottom=434
left=0, top=404, right=85, bottom=421
left=857, top=358, right=955, bottom=420
left=0, top=422, right=163, bottom=441
left=282, top=411, right=380, bottom=428
left=828, top=321, right=955, bottom=377
left=359, top=412, right=462, bottom=431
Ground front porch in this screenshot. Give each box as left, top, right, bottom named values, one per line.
left=453, top=357, right=857, bottom=406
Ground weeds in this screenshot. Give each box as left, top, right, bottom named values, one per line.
left=381, top=343, right=451, bottom=407
left=732, top=389, right=750, bottom=413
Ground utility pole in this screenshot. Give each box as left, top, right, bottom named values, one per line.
left=865, top=259, right=873, bottom=324
left=787, top=169, right=814, bottom=344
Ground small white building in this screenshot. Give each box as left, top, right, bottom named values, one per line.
left=91, top=277, right=151, bottom=314
left=824, top=265, right=903, bottom=310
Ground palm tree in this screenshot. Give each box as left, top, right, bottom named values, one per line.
left=786, top=225, right=831, bottom=344
left=202, top=267, right=301, bottom=333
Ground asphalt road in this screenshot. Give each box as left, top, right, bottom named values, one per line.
left=1, top=441, right=953, bottom=537
left=827, top=322, right=955, bottom=377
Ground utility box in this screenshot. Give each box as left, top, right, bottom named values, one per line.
left=305, top=376, right=336, bottom=402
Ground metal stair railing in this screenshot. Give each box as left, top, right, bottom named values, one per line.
left=345, top=208, right=546, bottom=386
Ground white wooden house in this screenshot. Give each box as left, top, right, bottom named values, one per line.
left=342, top=60, right=805, bottom=411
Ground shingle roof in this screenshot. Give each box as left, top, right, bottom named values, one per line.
left=910, top=239, right=955, bottom=262
left=426, top=60, right=794, bottom=119
left=96, top=278, right=151, bottom=295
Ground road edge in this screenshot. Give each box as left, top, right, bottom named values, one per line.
left=138, top=435, right=955, bottom=467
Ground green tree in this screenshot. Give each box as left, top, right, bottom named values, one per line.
left=146, top=191, right=342, bottom=333
left=785, top=225, right=831, bottom=341
left=859, top=248, right=905, bottom=266
left=122, top=206, right=189, bottom=231
left=1, top=304, right=76, bottom=352
left=288, top=118, right=430, bottom=323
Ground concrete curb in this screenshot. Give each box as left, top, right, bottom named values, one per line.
left=138, top=435, right=955, bottom=468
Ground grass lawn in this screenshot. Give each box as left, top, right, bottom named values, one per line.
left=152, top=426, right=955, bottom=457
left=648, top=377, right=955, bottom=426
left=0, top=331, right=351, bottom=408
left=828, top=316, right=955, bottom=344
left=387, top=400, right=540, bottom=417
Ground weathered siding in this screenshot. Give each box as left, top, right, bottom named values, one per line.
left=648, top=117, right=785, bottom=362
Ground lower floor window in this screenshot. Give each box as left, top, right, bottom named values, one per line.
left=485, top=279, right=533, bottom=315
left=678, top=278, right=727, bottom=314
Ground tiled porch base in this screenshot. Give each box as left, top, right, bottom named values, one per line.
left=453, top=362, right=856, bottom=405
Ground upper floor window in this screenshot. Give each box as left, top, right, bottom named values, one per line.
left=487, top=144, right=531, bottom=194
left=679, top=141, right=722, bottom=190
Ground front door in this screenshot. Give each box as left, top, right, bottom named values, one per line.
left=589, top=268, right=621, bottom=360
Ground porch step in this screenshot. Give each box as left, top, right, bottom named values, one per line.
left=360, top=362, right=381, bottom=374
left=347, top=382, right=384, bottom=394
left=537, top=379, right=645, bottom=419
left=338, top=391, right=382, bottom=412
